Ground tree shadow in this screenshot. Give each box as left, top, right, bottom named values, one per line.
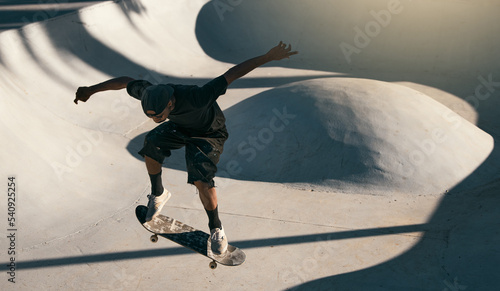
left=0, top=0, right=104, bottom=31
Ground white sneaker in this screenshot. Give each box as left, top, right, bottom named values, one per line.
left=146, top=188, right=171, bottom=222
left=210, top=226, right=228, bottom=255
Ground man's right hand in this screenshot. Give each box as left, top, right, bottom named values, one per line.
left=74, top=86, right=94, bottom=104
left=74, top=77, right=135, bottom=104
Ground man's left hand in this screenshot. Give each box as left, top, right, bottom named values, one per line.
left=265, top=41, right=299, bottom=61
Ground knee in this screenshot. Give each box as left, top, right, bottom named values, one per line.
left=143, top=131, right=158, bottom=146
left=138, top=132, right=169, bottom=163
left=194, top=180, right=214, bottom=191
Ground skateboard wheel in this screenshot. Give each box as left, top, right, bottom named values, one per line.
left=150, top=234, right=158, bottom=243
left=209, top=261, right=217, bottom=269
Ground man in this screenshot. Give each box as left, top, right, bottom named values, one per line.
left=74, top=41, right=298, bottom=254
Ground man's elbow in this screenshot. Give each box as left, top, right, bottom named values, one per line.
left=223, top=71, right=236, bottom=86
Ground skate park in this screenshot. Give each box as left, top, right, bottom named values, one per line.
left=1, top=0, right=499, bottom=290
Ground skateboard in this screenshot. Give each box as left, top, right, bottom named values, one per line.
left=135, top=205, right=246, bottom=269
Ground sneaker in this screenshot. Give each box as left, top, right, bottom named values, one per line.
left=210, top=226, right=228, bottom=255
left=145, top=188, right=171, bottom=222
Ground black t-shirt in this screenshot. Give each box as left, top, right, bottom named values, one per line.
left=166, top=75, right=228, bottom=135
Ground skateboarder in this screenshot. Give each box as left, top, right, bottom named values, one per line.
left=74, top=41, right=298, bottom=254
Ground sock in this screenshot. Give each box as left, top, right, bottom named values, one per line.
left=205, top=205, right=222, bottom=230
left=149, top=171, right=163, bottom=196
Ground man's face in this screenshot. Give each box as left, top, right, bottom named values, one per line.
left=146, top=101, right=173, bottom=123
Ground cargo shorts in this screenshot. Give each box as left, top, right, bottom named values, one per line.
left=138, top=121, right=228, bottom=187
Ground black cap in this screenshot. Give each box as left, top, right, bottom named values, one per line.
left=127, top=80, right=174, bottom=115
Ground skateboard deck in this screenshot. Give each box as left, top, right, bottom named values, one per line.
left=135, top=205, right=246, bottom=269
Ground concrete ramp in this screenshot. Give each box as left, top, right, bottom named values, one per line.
left=219, top=78, right=493, bottom=194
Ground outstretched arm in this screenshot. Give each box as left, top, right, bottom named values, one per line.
left=223, top=41, right=298, bottom=85
left=74, top=76, right=135, bottom=104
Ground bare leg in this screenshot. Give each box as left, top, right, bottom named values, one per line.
left=194, top=181, right=217, bottom=211
left=195, top=181, right=226, bottom=253
left=145, top=156, right=162, bottom=175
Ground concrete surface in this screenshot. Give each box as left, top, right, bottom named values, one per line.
left=0, top=1, right=105, bottom=31
left=1, top=0, right=499, bottom=290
